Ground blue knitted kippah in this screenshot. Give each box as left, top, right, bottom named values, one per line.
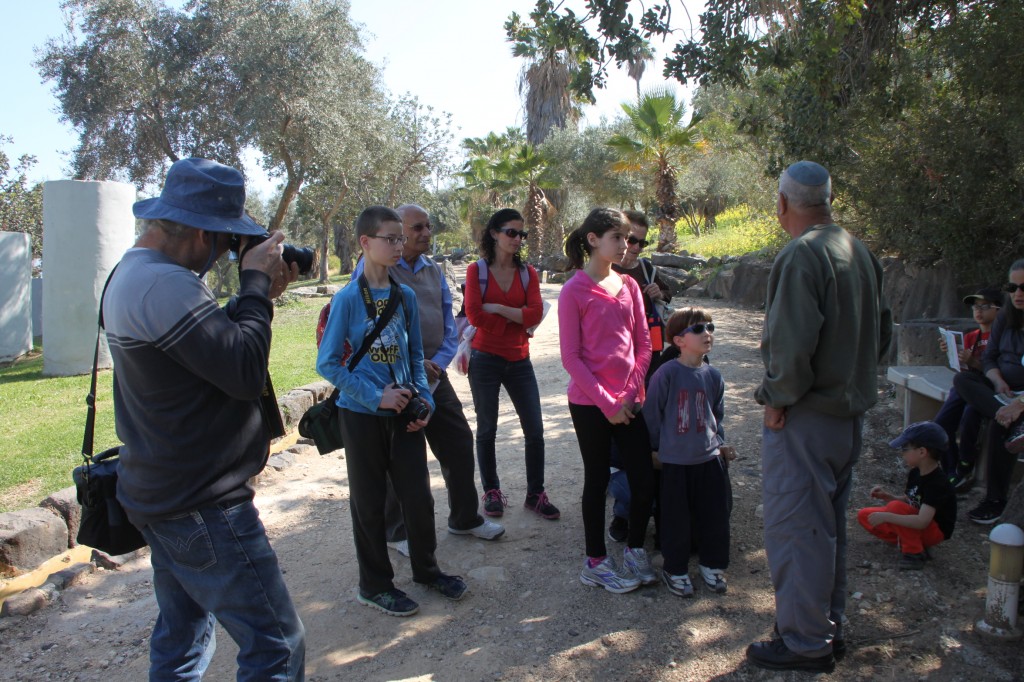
left=785, top=161, right=830, bottom=186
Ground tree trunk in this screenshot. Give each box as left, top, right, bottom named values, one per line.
left=319, top=181, right=349, bottom=284
left=524, top=183, right=545, bottom=264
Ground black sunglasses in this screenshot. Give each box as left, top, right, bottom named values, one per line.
left=1005, top=283, right=1024, bottom=293
left=498, top=228, right=528, bottom=239
left=627, top=236, right=649, bottom=248
left=678, top=322, right=715, bottom=336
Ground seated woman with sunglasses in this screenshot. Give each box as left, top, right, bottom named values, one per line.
left=952, top=259, right=1024, bottom=524
left=612, top=211, right=673, bottom=382
left=464, top=208, right=560, bottom=520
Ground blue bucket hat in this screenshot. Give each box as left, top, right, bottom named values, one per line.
left=133, top=158, right=267, bottom=236
left=889, top=421, right=948, bottom=452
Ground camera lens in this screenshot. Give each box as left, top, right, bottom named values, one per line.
left=282, top=245, right=316, bottom=276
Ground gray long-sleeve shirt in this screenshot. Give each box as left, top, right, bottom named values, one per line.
left=104, top=248, right=274, bottom=527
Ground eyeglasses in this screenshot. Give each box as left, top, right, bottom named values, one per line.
left=678, top=322, right=715, bottom=336
left=626, top=236, right=649, bottom=248
left=972, top=304, right=998, bottom=311
left=498, top=228, right=528, bottom=239
left=409, top=221, right=432, bottom=232
left=1005, top=283, right=1024, bottom=293
left=367, top=234, right=408, bottom=246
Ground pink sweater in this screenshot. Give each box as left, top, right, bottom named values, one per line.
left=557, top=270, right=652, bottom=418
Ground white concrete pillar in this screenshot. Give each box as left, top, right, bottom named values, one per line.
left=0, top=232, right=33, bottom=362
left=41, top=180, right=136, bottom=376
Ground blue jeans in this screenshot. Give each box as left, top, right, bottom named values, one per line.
left=141, top=500, right=305, bottom=681
left=468, top=350, right=545, bottom=495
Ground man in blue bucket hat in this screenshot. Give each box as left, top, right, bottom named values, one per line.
left=103, top=158, right=304, bottom=680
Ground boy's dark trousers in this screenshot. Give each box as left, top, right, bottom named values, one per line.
left=660, top=458, right=731, bottom=576
left=383, top=373, right=484, bottom=540
left=339, top=409, right=442, bottom=596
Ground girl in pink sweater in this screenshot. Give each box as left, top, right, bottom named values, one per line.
left=558, top=207, right=656, bottom=594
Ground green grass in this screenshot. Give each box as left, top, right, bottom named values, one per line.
left=675, top=204, right=786, bottom=258
left=0, top=282, right=347, bottom=514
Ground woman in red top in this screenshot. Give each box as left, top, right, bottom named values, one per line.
left=465, top=208, right=559, bottom=520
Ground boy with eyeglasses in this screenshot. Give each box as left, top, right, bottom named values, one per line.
left=317, top=206, right=467, bottom=617
left=933, top=287, right=1002, bottom=490
left=857, top=421, right=956, bottom=570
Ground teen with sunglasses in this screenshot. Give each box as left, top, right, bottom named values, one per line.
left=464, top=208, right=560, bottom=520
left=643, top=307, right=735, bottom=597
left=952, top=259, right=1024, bottom=524
left=559, top=207, right=656, bottom=593
left=606, top=210, right=673, bottom=544
left=612, top=210, right=673, bottom=381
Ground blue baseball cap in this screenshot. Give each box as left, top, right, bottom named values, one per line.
left=889, top=421, right=948, bottom=452
left=133, top=158, right=267, bottom=236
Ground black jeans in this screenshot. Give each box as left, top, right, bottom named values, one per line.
left=384, top=373, right=485, bottom=539
left=568, top=403, right=655, bottom=558
left=952, top=371, right=1016, bottom=502
left=339, top=409, right=441, bottom=595
left=469, top=350, right=546, bottom=495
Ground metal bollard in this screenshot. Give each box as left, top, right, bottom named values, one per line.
left=975, top=523, right=1024, bottom=640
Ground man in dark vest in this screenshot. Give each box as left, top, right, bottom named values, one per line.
left=356, top=204, right=505, bottom=549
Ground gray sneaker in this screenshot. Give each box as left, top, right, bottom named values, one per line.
left=579, top=557, right=641, bottom=594
left=622, top=547, right=658, bottom=585
left=699, top=564, right=727, bottom=593
left=386, top=540, right=409, bottom=557
left=662, top=571, right=695, bottom=598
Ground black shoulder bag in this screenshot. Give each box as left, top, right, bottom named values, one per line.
left=299, top=276, right=405, bottom=454
left=72, top=268, right=147, bottom=555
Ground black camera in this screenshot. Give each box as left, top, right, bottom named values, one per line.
left=398, top=383, right=431, bottom=423
left=229, top=233, right=316, bottom=276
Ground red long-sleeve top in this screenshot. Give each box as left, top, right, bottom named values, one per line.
left=465, top=261, right=543, bottom=362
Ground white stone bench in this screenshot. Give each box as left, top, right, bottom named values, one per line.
left=887, top=365, right=991, bottom=482
left=887, top=365, right=955, bottom=427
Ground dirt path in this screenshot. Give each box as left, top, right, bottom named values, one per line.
left=0, top=287, right=1019, bottom=681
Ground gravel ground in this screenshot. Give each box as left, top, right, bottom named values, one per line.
left=1, top=288, right=1021, bottom=681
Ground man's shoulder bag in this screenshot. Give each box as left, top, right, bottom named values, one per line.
left=73, top=267, right=147, bottom=555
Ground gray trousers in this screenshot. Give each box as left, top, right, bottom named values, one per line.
left=761, top=401, right=861, bottom=657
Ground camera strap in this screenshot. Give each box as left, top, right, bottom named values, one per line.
left=350, top=274, right=403, bottom=374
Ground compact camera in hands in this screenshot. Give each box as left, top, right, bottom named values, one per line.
left=397, top=383, right=431, bottom=423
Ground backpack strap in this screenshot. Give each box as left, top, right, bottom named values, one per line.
left=475, top=258, right=531, bottom=300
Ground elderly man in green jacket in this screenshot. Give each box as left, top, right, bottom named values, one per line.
left=747, top=161, right=892, bottom=674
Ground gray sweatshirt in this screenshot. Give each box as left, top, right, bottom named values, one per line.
left=643, top=360, right=725, bottom=466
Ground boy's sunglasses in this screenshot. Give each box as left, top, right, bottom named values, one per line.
left=499, top=228, right=528, bottom=239
left=626, top=236, right=649, bottom=248
left=1005, top=283, right=1024, bottom=293
left=678, top=322, right=715, bottom=336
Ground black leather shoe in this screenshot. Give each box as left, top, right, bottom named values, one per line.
left=772, top=623, right=845, bottom=661
left=747, top=638, right=836, bottom=673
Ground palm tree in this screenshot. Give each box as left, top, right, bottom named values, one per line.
left=495, top=144, right=557, bottom=259
left=607, top=89, right=700, bottom=251
left=507, top=13, right=591, bottom=147
left=625, top=41, right=655, bottom=99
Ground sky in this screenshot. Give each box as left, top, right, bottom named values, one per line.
left=1, top=1, right=697, bottom=195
